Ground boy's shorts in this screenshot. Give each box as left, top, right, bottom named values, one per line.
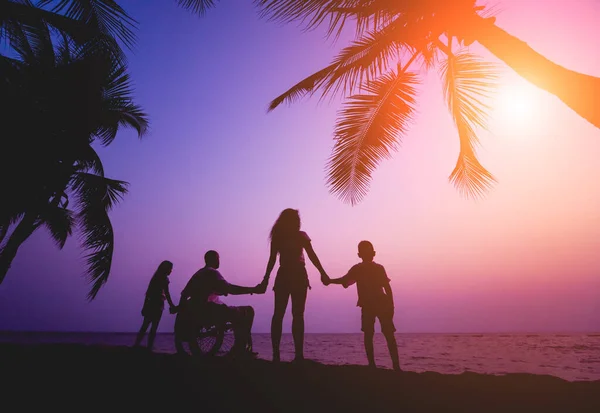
left=361, top=306, right=396, bottom=334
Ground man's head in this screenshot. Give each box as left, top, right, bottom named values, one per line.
left=357, top=240, right=375, bottom=262
left=204, top=250, right=220, bottom=269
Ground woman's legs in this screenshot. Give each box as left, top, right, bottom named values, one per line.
left=134, top=317, right=152, bottom=346
left=290, top=286, right=308, bottom=361
left=271, top=288, right=290, bottom=362
left=147, top=311, right=163, bottom=351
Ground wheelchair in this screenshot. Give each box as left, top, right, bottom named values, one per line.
left=174, top=304, right=241, bottom=356
left=195, top=321, right=235, bottom=356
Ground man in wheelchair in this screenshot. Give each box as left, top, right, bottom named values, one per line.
left=174, top=250, right=263, bottom=356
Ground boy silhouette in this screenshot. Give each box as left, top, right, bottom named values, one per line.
left=327, top=241, right=401, bottom=371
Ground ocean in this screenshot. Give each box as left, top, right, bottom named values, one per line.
left=1, top=332, right=598, bottom=382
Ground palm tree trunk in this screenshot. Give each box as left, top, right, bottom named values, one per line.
left=473, top=18, right=600, bottom=129
left=0, top=224, right=7, bottom=246
left=0, top=212, right=40, bottom=285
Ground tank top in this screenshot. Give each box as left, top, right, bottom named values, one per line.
left=276, top=231, right=311, bottom=267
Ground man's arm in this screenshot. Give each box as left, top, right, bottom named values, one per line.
left=383, top=282, right=394, bottom=309
left=225, top=283, right=259, bottom=295
left=213, top=272, right=259, bottom=296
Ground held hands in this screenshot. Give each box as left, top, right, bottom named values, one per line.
left=253, top=278, right=268, bottom=294
left=320, top=271, right=331, bottom=286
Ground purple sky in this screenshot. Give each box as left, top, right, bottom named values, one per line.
left=1, top=1, right=599, bottom=333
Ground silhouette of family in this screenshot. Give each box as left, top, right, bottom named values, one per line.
left=134, top=208, right=401, bottom=371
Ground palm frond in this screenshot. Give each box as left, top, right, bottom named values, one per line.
left=94, top=63, right=149, bottom=144
left=440, top=51, right=499, bottom=199
left=268, top=62, right=338, bottom=111
left=2, top=1, right=56, bottom=64
left=268, top=13, right=437, bottom=111
left=75, top=31, right=128, bottom=65
left=38, top=0, right=137, bottom=49
left=318, top=16, right=409, bottom=98
left=0, top=224, right=7, bottom=247
left=255, top=0, right=359, bottom=37
left=415, top=39, right=438, bottom=70
left=326, top=66, right=419, bottom=205
left=76, top=144, right=105, bottom=176
left=41, top=204, right=74, bottom=249
left=0, top=212, right=24, bottom=246
left=268, top=20, right=405, bottom=111
left=71, top=172, right=128, bottom=300
left=55, top=30, right=73, bottom=64
left=1, top=0, right=95, bottom=46
left=254, top=0, right=398, bottom=39
left=176, top=0, right=218, bottom=16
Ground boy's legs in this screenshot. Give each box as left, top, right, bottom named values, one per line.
left=379, top=313, right=401, bottom=371
left=361, top=309, right=376, bottom=367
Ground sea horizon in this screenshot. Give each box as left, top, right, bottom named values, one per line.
left=3, top=330, right=599, bottom=335
left=3, top=331, right=598, bottom=381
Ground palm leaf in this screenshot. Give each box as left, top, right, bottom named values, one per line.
left=41, top=204, right=74, bottom=249
left=0, top=224, right=7, bottom=247
left=322, top=27, right=401, bottom=97
left=0, top=0, right=96, bottom=46
left=0, top=212, right=24, bottom=246
left=76, top=144, right=105, bottom=176
left=255, top=0, right=396, bottom=39
left=268, top=18, right=406, bottom=110
left=2, top=1, right=55, bottom=65
left=326, top=66, right=419, bottom=205
left=268, top=62, right=338, bottom=111
left=176, top=0, right=218, bottom=15
left=38, top=0, right=137, bottom=49
left=440, top=51, right=499, bottom=199
left=94, top=63, right=149, bottom=145
left=55, top=30, right=73, bottom=64
left=267, top=13, right=439, bottom=111
left=71, top=172, right=128, bottom=300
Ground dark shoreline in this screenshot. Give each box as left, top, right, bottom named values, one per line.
left=1, top=343, right=599, bottom=412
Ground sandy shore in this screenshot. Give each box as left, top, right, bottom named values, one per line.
left=1, top=343, right=598, bottom=412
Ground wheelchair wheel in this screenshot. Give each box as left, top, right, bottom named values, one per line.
left=196, top=323, right=235, bottom=356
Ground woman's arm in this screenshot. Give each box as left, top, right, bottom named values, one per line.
left=164, top=284, right=176, bottom=308
left=305, top=242, right=329, bottom=284
left=261, top=241, right=278, bottom=286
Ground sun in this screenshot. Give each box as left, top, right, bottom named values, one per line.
left=491, top=77, right=546, bottom=134
left=497, top=84, right=537, bottom=120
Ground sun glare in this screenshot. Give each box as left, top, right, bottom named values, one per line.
left=497, top=84, right=537, bottom=120
left=491, top=78, right=547, bottom=135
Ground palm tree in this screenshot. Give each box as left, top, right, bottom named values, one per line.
left=0, top=14, right=147, bottom=299
left=177, top=0, right=600, bottom=204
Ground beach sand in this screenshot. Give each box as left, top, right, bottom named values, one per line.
left=2, top=343, right=598, bottom=412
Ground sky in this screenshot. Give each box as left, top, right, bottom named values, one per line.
left=1, top=0, right=599, bottom=334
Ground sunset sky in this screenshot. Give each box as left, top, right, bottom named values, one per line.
left=1, top=0, right=599, bottom=334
